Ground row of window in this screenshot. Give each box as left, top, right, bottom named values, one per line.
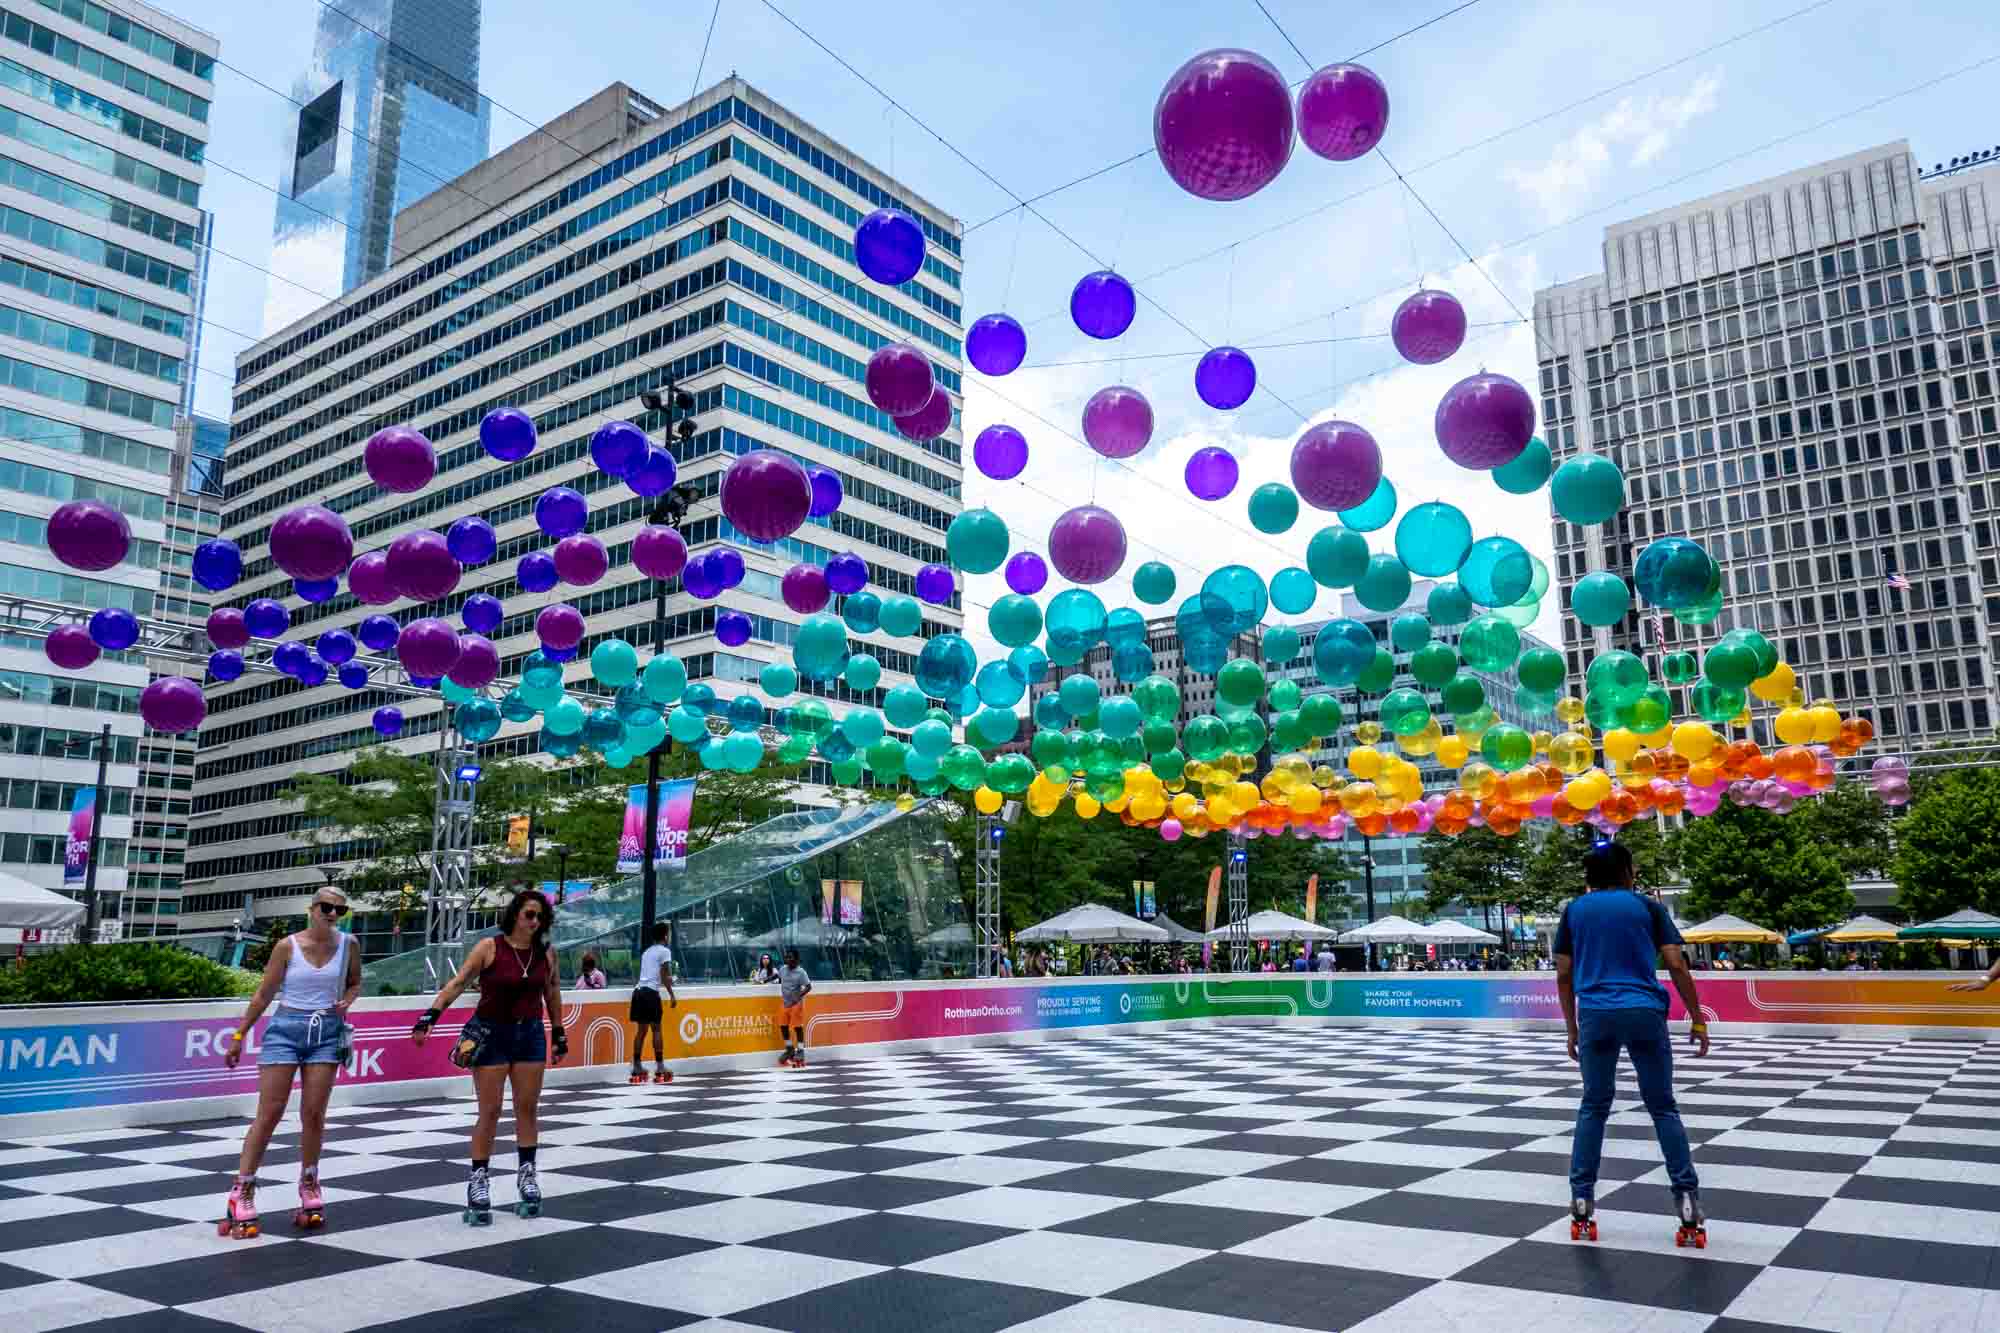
left=0, top=299, right=180, bottom=382
left=0, top=454, right=164, bottom=518
left=731, top=137, right=957, bottom=289
left=0, top=664, right=141, bottom=712
left=0, top=776, right=131, bottom=813
left=1, top=831, right=124, bottom=867
left=0, top=251, right=186, bottom=342
left=0, top=402, right=170, bottom=474
left=0, top=99, right=198, bottom=207
left=0, top=198, right=193, bottom=293
left=0, top=557, right=151, bottom=610
left=2, top=6, right=208, bottom=121
left=0, top=721, right=137, bottom=762
left=0, top=345, right=175, bottom=425
left=729, top=173, right=959, bottom=323
left=0, top=151, right=197, bottom=250
left=31, top=0, right=214, bottom=80
left=0, top=51, right=201, bottom=164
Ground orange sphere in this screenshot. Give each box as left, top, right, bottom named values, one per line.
left=1356, top=812, right=1389, bottom=837
left=1651, top=780, right=1686, bottom=817
left=1600, top=790, right=1639, bottom=824
left=1745, top=752, right=1774, bottom=780
left=1551, top=799, right=1587, bottom=826
left=1506, top=768, right=1547, bottom=803
left=1433, top=811, right=1469, bottom=835
left=1688, top=759, right=1720, bottom=788
left=1486, top=806, right=1523, bottom=837
left=1389, top=805, right=1423, bottom=834
left=1851, top=716, right=1875, bottom=744
left=1772, top=744, right=1815, bottom=784
left=1625, top=782, right=1656, bottom=813
left=1720, top=739, right=1761, bottom=778
left=1655, top=752, right=1690, bottom=782
left=1441, top=790, right=1474, bottom=821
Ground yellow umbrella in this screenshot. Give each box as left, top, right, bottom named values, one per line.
left=1822, top=915, right=1903, bottom=944
left=1680, top=912, right=1784, bottom=944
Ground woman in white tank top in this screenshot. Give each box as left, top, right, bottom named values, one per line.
left=216, top=886, right=362, bottom=1238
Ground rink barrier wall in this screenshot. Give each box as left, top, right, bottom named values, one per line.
left=1, top=972, right=1995, bottom=1134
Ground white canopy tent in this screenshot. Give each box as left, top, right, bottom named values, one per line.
left=0, top=871, right=85, bottom=934
left=1423, top=919, right=1503, bottom=945
left=1207, top=909, right=1337, bottom=942
left=1337, top=915, right=1438, bottom=945
left=1017, top=904, right=1169, bottom=944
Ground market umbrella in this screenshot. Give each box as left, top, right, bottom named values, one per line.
left=1147, top=911, right=1207, bottom=943
left=1679, top=913, right=1783, bottom=944
left=1017, top=904, right=1169, bottom=944
left=746, top=920, right=851, bottom=948
left=0, top=870, right=85, bottom=932
left=1424, top=919, right=1503, bottom=945
left=1898, top=909, right=2000, bottom=941
left=1822, top=915, right=1904, bottom=944
left=1336, top=915, right=1436, bottom=945
left=1208, top=909, right=1338, bottom=943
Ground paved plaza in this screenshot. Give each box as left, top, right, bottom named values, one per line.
left=2, top=1026, right=1998, bottom=1331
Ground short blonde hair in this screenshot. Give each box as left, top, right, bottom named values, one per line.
left=311, top=886, right=350, bottom=908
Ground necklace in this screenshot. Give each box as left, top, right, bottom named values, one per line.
left=506, top=935, right=534, bottom=973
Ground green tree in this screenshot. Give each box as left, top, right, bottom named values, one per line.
left=1892, top=766, right=2000, bottom=921
left=1804, top=780, right=1893, bottom=881
left=1678, top=800, right=1854, bottom=932
left=1525, top=819, right=1680, bottom=909
left=1418, top=826, right=1528, bottom=931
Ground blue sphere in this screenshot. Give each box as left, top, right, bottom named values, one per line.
left=716, top=609, right=753, bottom=647
left=294, top=578, right=337, bottom=604
left=915, top=633, right=978, bottom=699
left=463, top=594, right=503, bottom=635
left=244, top=599, right=289, bottom=640
left=372, top=706, right=403, bottom=736
left=808, top=467, right=843, bottom=517
left=337, top=662, right=368, bottom=690
left=88, top=607, right=138, bottom=651
left=629, top=445, right=678, bottom=498
left=854, top=207, right=926, bottom=285
left=535, top=486, right=587, bottom=538
left=479, top=407, right=537, bottom=462
left=208, top=649, right=245, bottom=682
left=517, top=550, right=558, bottom=594
left=589, top=420, right=648, bottom=478
left=446, top=517, right=496, bottom=565
left=191, top=538, right=242, bottom=592
left=316, top=629, right=357, bottom=666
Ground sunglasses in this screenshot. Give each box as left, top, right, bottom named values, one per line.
left=520, top=908, right=544, bottom=921
left=315, top=903, right=346, bottom=917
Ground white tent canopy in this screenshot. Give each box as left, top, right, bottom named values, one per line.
left=1424, top=919, right=1503, bottom=945
left=1338, top=915, right=1438, bottom=945
left=0, top=871, right=85, bottom=932
left=1207, top=909, right=1337, bottom=942
left=1017, top=904, right=1169, bottom=943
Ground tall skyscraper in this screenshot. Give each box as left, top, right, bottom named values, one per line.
left=186, top=79, right=965, bottom=941
left=263, top=0, right=488, bottom=333
left=1536, top=142, right=2000, bottom=749
left=0, top=0, right=216, bottom=939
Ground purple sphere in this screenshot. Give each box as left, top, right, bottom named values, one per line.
left=373, top=706, right=404, bottom=737
left=865, top=342, right=935, bottom=417
left=337, top=662, right=368, bottom=690
left=316, top=629, right=357, bottom=666
left=47, top=499, right=130, bottom=572
left=894, top=386, right=953, bottom=442
left=139, top=677, right=205, bottom=733
left=190, top=538, right=242, bottom=592
left=808, top=467, right=843, bottom=518
left=348, top=551, right=396, bottom=605
left=1435, top=372, right=1536, bottom=469
left=1391, top=288, right=1467, bottom=365
left=535, top=486, right=588, bottom=539
left=446, top=516, right=497, bottom=565
left=398, top=617, right=462, bottom=678
left=211, top=650, right=246, bottom=683
left=295, top=577, right=338, bottom=604
left=363, top=425, right=436, bottom=493
left=915, top=563, right=956, bottom=605
left=554, top=534, right=609, bottom=587
left=720, top=450, right=813, bottom=543
left=853, top=207, right=925, bottom=286
left=632, top=525, right=688, bottom=580
left=357, top=615, right=400, bottom=652
left=967, top=313, right=1027, bottom=376
left=1290, top=420, right=1384, bottom=511
left=683, top=553, right=723, bottom=599
left=1185, top=445, right=1240, bottom=500
left=450, top=633, right=500, bottom=689
left=1297, top=62, right=1390, bottom=162
left=463, top=593, right=504, bottom=635
left=479, top=406, right=536, bottom=462
left=45, top=623, right=98, bottom=670
left=385, top=529, right=461, bottom=602
left=273, top=641, right=311, bottom=678
left=517, top=550, right=559, bottom=594
left=535, top=604, right=585, bottom=652
left=825, top=551, right=869, bottom=596
left=716, top=610, right=753, bottom=648
left=1195, top=346, right=1257, bottom=410
left=629, top=445, right=678, bottom=498
left=589, top=420, right=648, bottom=478
left=713, top=547, right=746, bottom=589
left=206, top=607, right=249, bottom=650
left=1048, top=505, right=1128, bottom=585
left=1004, top=550, right=1048, bottom=595
left=782, top=562, right=831, bottom=614
left=974, top=424, right=1029, bottom=480
left=243, top=599, right=290, bottom=640
left=89, top=607, right=139, bottom=651
left=1154, top=48, right=1296, bottom=201
left=269, top=504, right=354, bottom=582
left=1082, top=385, right=1154, bottom=460
left=1071, top=270, right=1136, bottom=340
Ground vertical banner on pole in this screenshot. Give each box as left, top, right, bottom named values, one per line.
left=1202, top=866, right=1221, bottom=968
left=1304, top=873, right=1318, bottom=926
left=820, top=879, right=836, bottom=925
left=617, top=779, right=697, bottom=873
left=1133, top=881, right=1143, bottom=918
left=63, top=789, right=94, bottom=886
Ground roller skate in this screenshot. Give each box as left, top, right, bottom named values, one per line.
left=292, top=1168, right=324, bottom=1231
left=789, top=1049, right=807, bottom=1069
left=1673, top=1190, right=1706, bottom=1249
left=514, top=1159, right=542, bottom=1218
left=627, top=1066, right=648, bottom=1086
left=652, top=1066, right=672, bottom=1084
left=217, top=1176, right=258, bottom=1239
left=778, top=1045, right=796, bottom=1068
left=462, top=1165, right=491, bottom=1226
left=1568, top=1197, right=1597, bottom=1242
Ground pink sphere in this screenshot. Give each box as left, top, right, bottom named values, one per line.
left=45, top=623, right=98, bottom=670
left=139, top=676, right=206, bottom=733
left=782, top=562, right=831, bottom=614
left=1153, top=48, right=1296, bottom=201
left=397, top=617, right=462, bottom=678
left=449, top=633, right=500, bottom=689
left=536, top=603, right=585, bottom=651
left=1160, top=818, right=1184, bottom=842
left=720, top=450, right=813, bottom=543
left=364, top=425, right=436, bottom=493
left=348, top=551, right=396, bottom=605
left=1390, top=289, right=1467, bottom=365
left=553, top=534, right=608, bottom=587
left=47, top=499, right=130, bottom=572
left=206, top=607, right=249, bottom=650
left=1297, top=62, right=1390, bottom=161
left=895, top=386, right=953, bottom=442
left=1290, top=420, right=1383, bottom=511
left=1081, top=385, right=1154, bottom=460
left=385, top=529, right=461, bottom=602
left=864, top=342, right=934, bottom=417
left=269, top=504, right=354, bottom=582
left=1435, top=372, right=1535, bottom=469
left=632, top=524, right=688, bottom=580
left=1048, top=504, right=1127, bottom=585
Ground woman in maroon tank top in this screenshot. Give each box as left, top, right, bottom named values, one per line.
left=410, top=889, right=568, bottom=1223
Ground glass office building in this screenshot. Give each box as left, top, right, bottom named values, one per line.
left=263, top=0, right=488, bottom=332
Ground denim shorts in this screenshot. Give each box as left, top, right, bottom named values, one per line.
left=259, top=1008, right=342, bottom=1066
left=473, top=1018, right=548, bottom=1067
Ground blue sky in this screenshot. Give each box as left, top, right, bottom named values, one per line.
left=185, top=0, right=2000, bottom=647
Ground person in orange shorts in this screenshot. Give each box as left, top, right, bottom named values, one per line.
left=776, top=946, right=813, bottom=1067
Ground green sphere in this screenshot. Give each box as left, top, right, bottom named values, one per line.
left=865, top=738, right=907, bottom=780
left=879, top=595, right=922, bottom=637
left=1153, top=748, right=1187, bottom=782
left=1457, top=703, right=1498, bottom=734
left=1491, top=436, right=1553, bottom=494
left=1299, top=691, right=1343, bottom=737
left=1516, top=645, right=1565, bottom=695
left=1550, top=454, right=1626, bottom=525
left=1099, top=694, right=1143, bottom=741
left=1182, top=713, right=1229, bottom=762
left=1691, top=678, right=1746, bottom=724
left=1133, top=674, right=1181, bottom=724
left=1410, top=642, right=1459, bottom=688
left=1440, top=672, right=1487, bottom=716
left=591, top=638, right=639, bottom=688
left=970, top=706, right=1020, bottom=749
left=1247, top=482, right=1300, bottom=534
left=1571, top=570, right=1632, bottom=628
left=940, top=744, right=988, bottom=791
left=1627, top=683, right=1672, bottom=733
left=1132, top=561, right=1177, bottom=605
left=1661, top=651, right=1699, bottom=685
left=882, top=683, right=928, bottom=729
left=1354, top=554, right=1413, bottom=613
left=1427, top=582, right=1474, bottom=626
left=1390, top=612, right=1431, bottom=653
left=989, top=594, right=1044, bottom=648
left=1585, top=649, right=1650, bottom=707
left=789, top=697, right=833, bottom=740
left=1306, top=526, right=1371, bottom=588
left=1480, top=723, right=1534, bottom=773
left=1674, top=583, right=1725, bottom=626
left=988, top=752, right=1036, bottom=794
left=1457, top=614, right=1521, bottom=673
left=1264, top=625, right=1300, bottom=663
left=1379, top=687, right=1431, bottom=737
left=1724, top=628, right=1779, bottom=679
left=1226, top=713, right=1267, bottom=755
left=793, top=613, right=850, bottom=683
left=1583, top=689, right=1630, bottom=731
left=1058, top=672, right=1100, bottom=717
left=1269, top=678, right=1303, bottom=712
left=760, top=663, right=798, bottom=697
left=1271, top=710, right=1307, bottom=751
left=1216, top=657, right=1267, bottom=710
left=831, top=757, right=865, bottom=786
left=777, top=734, right=813, bottom=764
left=1355, top=647, right=1396, bottom=694
left=1030, top=727, right=1070, bottom=771
left=946, top=507, right=1010, bottom=573
left=1142, top=720, right=1178, bottom=755
left=1702, top=639, right=1759, bottom=690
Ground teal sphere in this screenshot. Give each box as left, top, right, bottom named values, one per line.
left=1353, top=553, right=1413, bottom=613
left=1270, top=566, right=1316, bottom=615
left=1491, top=436, right=1553, bottom=494
left=1338, top=476, right=1397, bottom=532
left=590, top=638, right=638, bottom=688
left=912, top=718, right=953, bottom=757
left=760, top=663, right=797, bottom=697
left=454, top=698, right=501, bottom=743
left=915, top=632, right=978, bottom=698
left=1306, top=525, right=1370, bottom=588
left=1059, top=672, right=1101, bottom=717
left=879, top=594, right=922, bottom=636
left=793, top=613, right=850, bottom=682
left=545, top=695, right=585, bottom=736
left=946, top=506, right=1010, bottom=573
left=989, top=593, right=1044, bottom=648
left=1633, top=537, right=1718, bottom=610
left=976, top=660, right=1025, bottom=707
left=1132, top=561, right=1177, bottom=605
left=667, top=703, right=707, bottom=742
left=1459, top=536, right=1535, bottom=607
left=1427, top=582, right=1473, bottom=625
left=840, top=707, right=885, bottom=749
left=1571, top=570, right=1631, bottom=628
left=1247, top=482, right=1299, bottom=534
left=1264, top=624, right=1300, bottom=663
left=970, top=706, right=1020, bottom=748
left=1550, top=454, right=1626, bottom=525
left=642, top=654, right=686, bottom=705
left=1394, top=501, right=1472, bottom=577
left=841, top=590, right=882, bottom=634
left=1389, top=612, right=1431, bottom=653
left=1099, top=694, right=1142, bottom=740
left=844, top=652, right=882, bottom=692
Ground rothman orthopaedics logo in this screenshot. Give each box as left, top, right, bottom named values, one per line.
left=679, top=1013, right=703, bottom=1044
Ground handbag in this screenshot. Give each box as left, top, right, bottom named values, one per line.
left=334, top=1020, right=354, bottom=1066
left=449, top=1017, right=493, bottom=1070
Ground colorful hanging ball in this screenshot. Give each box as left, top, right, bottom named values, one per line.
left=1394, top=501, right=1473, bottom=577
left=1634, top=537, right=1718, bottom=610
left=210, top=649, right=246, bottom=682
left=479, top=406, right=536, bottom=461
left=344, top=551, right=392, bottom=605
left=451, top=633, right=500, bottom=689
left=445, top=516, right=496, bottom=565
left=397, top=617, right=462, bottom=678
left=1049, top=504, right=1127, bottom=586
left=914, top=562, right=956, bottom=604
left=967, top=313, right=1027, bottom=376
left=1491, top=436, right=1554, bottom=494
left=1550, top=454, right=1626, bottom=525
left=1133, top=560, right=1177, bottom=605
left=44, top=623, right=97, bottom=670
left=989, top=593, right=1044, bottom=649
left=1246, top=483, right=1299, bottom=535
left=191, top=538, right=242, bottom=592
left=1571, top=570, right=1632, bottom=628
left=807, top=467, right=843, bottom=518
left=294, top=577, right=338, bottom=604
left=825, top=551, right=869, bottom=596
left=206, top=607, right=249, bottom=650
left=463, top=593, right=503, bottom=635
left=139, top=676, right=205, bottom=733
left=1153, top=48, right=1295, bottom=201
left=535, top=603, right=585, bottom=652
left=629, top=446, right=678, bottom=498
left=864, top=341, right=935, bottom=416
left=794, top=613, right=850, bottom=683
left=243, top=598, right=290, bottom=640
left=632, top=525, right=688, bottom=580
left=1297, top=61, right=1390, bottom=161
left=720, top=449, right=813, bottom=542
left=1082, top=385, right=1154, bottom=459
left=47, top=499, right=130, bottom=572
left=517, top=549, right=559, bottom=593
left=1390, top=288, right=1466, bottom=365
left=88, top=607, right=139, bottom=651
left=716, top=609, right=753, bottom=648
left=973, top=424, right=1028, bottom=480
left=363, top=424, right=435, bottom=493
left=782, top=562, right=831, bottom=614
left=1291, top=420, right=1383, bottom=512
left=853, top=206, right=925, bottom=286
left=894, top=386, right=953, bottom=441
left=1459, top=536, right=1535, bottom=607
left=1339, top=477, right=1397, bottom=532
left=713, top=547, right=746, bottom=590
left=356, top=614, right=399, bottom=653
left=1195, top=346, right=1257, bottom=409
left=535, top=486, right=588, bottom=538
left=1436, top=372, right=1535, bottom=469
left=1184, top=446, right=1240, bottom=500
left=1071, top=269, right=1136, bottom=340
left=946, top=507, right=1010, bottom=574
left=589, top=420, right=649, bottom=479
left=553, top=534, right=608, bottom=586
left=682, top=552, right=722, bottom=599
left=315, top=628, right=357, bottom=666
left=385, top=528, right=461, bottom=601
left=372, top=706, right=404, bottom=737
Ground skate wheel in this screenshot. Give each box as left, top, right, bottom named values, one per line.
left=241, top=1223, right=258, bottom=1238
left=516, top=1202, right=540, bottom=1218
left=1694, top=1230, right=1707, bottom=1249
left=216, top=1219, right=229, bottom=1237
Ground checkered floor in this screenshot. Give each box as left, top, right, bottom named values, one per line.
left=4, top=1028, right=2000, bottom=1332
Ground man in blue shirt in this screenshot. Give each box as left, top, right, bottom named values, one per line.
left=1554, top=840, right=1709, bottom=1245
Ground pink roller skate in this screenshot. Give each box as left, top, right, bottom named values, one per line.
left=218, top=1176, right=258, bottom=1239
left=293, top=1168, right=324, bottom=1230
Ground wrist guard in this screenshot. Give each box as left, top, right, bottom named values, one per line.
left=412, top=1007, right=441, bottom=1036
left=551, top=1030, right=569, bottom=1057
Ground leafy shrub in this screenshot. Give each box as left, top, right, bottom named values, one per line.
left=0, top=943, right=245, bottom=1005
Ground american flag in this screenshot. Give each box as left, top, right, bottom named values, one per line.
left=1887, top=574, right=1910, bottom=591
left=1647, top=610, right=1666, bottom=648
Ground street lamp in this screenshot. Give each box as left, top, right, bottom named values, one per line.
left=553, top=843, right=571, bottom=905
left=61, top=722, right=113, bottom=946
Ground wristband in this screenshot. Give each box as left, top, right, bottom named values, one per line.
left=1689, top=1021, right=1709, bottom=1032
left=228, top=1030, right=244, bottom=1046
left=411, top=1007, right=441, bottom=1035
left=552, top=1031, right=569, bottom=1056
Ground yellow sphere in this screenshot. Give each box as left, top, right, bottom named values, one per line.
left=1311, top=764, right=1338, bottom=789
left=1074, top=793, right=1101, bottom=819
left=1808, top=705, right=1841, bottom=743
left=1355, top=720, right=1383, bottom=745
left=1571, top=719, right=1594, bottom=740
left=1172, top=792, right=1199, bottom=821
left=1106, top=794, right=1130, bottom=814
left=1260, top=772, right=1289, bottom=803
left=973, top=785, right=1003, bottom=814
left=1555, top=694, right=1587, bottom=724
left=1339, top=780, right=1379, bottom=814
left=1347, top=746, right=1385, bottom=780
left=1749, top=661, right=1796, bottom=703
left=1671, top=721, right=1718, bottom=762
left=1602, top=727, right=1642, bottom=764
left=1290, top=786, right=1323, bottom=815
left=1231, top=780, right=1260, bottom=809
left=1640, top=723, right=1673, bottom=748
left=1459, top=761, right=1499, bottom=801
left=1774, top=707, right=1812, bottom=744
left=1564, top=767, right=1610, bottom=809
left=1549, top=731, right=1594, bottom=775
left=896, top=792, right=915, bottom=812
left=1530, top=729, right=1554, bottom=756
left=1164, top=777, right=1185, bottom=794
left=1437, top=734, right=1470, bottom=768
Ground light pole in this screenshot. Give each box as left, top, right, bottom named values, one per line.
left=553, top=844, right=571, bottom=905
left=636, top=379, right=700, bottom=950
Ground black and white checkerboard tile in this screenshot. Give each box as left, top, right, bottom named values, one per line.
left=3, top=1027, right=1998, bottom=1331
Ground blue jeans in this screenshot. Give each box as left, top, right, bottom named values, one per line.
left=1570, top=1005, right=1698, bottom=1199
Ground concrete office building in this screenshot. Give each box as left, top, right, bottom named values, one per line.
left=1535, top=141, right=2000, bottom=746
left=263, top=0, right=489, bottom=332
left=184, top=79, right=965, bottom=935
left=0, top=0, right=215, bottom=939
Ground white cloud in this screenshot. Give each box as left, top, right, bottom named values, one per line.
left=1504, top=70, right=1724, bottom=223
